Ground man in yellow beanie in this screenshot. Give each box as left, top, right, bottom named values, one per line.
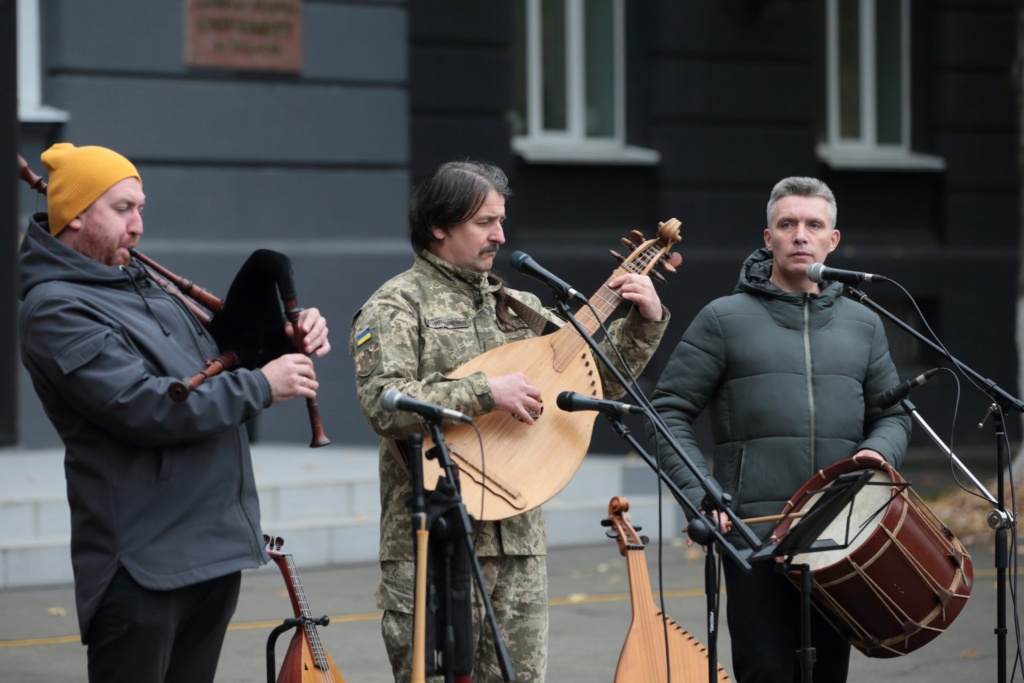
left=42, top=142, right=142, bottom=238
left=18, top=142, right=333, bottom=683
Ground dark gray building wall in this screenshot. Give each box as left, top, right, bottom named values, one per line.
left=16, top=0, right=411, bottom=447
left=407, top=0, right=516, bottom=180
left=13, top=0, right=1021, bottom=451
left=634, top=0, right=1020, bottom=448
left=1, top=0, right=18, bottom=446
left=410, top=0, right=1021, bottom=448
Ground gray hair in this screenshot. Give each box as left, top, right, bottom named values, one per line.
left=766, top=177, right=837, bottom=229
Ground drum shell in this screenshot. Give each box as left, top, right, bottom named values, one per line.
left=773, top=458, right=973, bottom=658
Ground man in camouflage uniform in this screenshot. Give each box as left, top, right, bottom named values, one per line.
left=350, top=160, right=669, bottom=683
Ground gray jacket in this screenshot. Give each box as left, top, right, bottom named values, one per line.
left=18, top=215, right=271, bottom=641
left=649, top=248, right=911, bottom=542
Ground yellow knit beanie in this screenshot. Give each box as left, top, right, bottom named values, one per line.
left=41, top=143, right=141, bottom=236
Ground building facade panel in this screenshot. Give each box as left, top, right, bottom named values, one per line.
left=48, top=0, right=407, bottom=83
left=409, top=46, right=509, bottom=113
left=649, top=59, right=814, bottom=123
left=304, top=3, right=407, bottom=82
left=137, top=167, right=410, bottom=242
left=49, top=76, right=408, bottom=164
left=932, top=72, right=1016, bottom=129
left=47, top=0, right=183, bottom=74
left=648, top=1, right=815, bottom=60
left=410, top=117, right=514, bottom=180
left=936, top=131, right=1017, bottom=191
left=654, top=124, right=819, bottom=188
left=931, top=5, right=1016, bottom=69
left=408, top=0, right=512, bottom=44
left=944, top=194, right=1019, bottom=247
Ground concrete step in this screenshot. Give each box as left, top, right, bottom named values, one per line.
left=0, top=444, right=680, bottom=588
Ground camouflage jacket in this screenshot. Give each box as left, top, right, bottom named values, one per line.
left=350, top=250, right=669, bottom=561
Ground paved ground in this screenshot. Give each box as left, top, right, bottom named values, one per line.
left=0, top=533, right=1018, bottom=682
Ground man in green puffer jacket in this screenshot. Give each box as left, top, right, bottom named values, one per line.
left=649, top=176, right=911, bottom=682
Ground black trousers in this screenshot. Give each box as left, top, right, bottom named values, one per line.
left=724, top=558, right=850, bottom=683
left=86, top=567, right=242, bottom=683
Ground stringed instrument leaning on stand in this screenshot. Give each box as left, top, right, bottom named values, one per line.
left=265, top=535, right=346, bottom=683
left=422, top=220, right=683, bottom=522
left=604, top=496, right=731, bottom=683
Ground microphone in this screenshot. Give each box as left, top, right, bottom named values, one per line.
left=509, top=251, right=589, bottom=305
left=380, top=388, right=474, bottom=424
left=877, top=368, right=940, bottom=410
left=556, top=391, right=645, bottom=416
left=807, top=262, right=889, bottom=285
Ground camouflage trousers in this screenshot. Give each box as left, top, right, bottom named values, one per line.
left=378, top=554, right=548, bottom=683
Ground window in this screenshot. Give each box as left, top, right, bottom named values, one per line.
left=818, top=0, right=942, bottom=170
left=17, top=0, right=69, bottom=123
left=511, top=0, right=658, bottom=164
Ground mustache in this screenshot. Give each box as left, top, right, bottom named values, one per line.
left=480, top=245, right=500, bottom=255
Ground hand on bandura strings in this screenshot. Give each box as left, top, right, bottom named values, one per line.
left=489, top=372, right=543, bottom=425
left=608, top=274, right=663, bottom=321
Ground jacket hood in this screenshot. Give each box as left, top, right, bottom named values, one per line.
left=19, top=213, right=145, bottom=301
left=735, top=247, right=775, bottom=295
left=734, top=247, right=844, bottom=300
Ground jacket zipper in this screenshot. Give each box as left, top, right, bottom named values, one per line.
left=802, top=294, right=815, bottom=473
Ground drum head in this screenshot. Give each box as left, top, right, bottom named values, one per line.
left=773, top=459, right=899, bottom=570
left=786, top=468, right=893, bottom=569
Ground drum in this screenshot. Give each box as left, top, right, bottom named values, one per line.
left=771, top=456, right=973, bottom=658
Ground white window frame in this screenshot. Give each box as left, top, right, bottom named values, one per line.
left=817, top=0, right=942, bottom=170
left=17, top=0, right=69, bottom=123
left=512, top=0, right=658, bottom=165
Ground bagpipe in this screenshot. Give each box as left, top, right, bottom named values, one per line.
left=17, top=154, right=330, bottom=447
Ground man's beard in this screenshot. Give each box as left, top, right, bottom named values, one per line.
left=77, top=226, right=133, bottom=266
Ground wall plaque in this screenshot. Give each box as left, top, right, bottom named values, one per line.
left=186, top=0, right=302, bottom=72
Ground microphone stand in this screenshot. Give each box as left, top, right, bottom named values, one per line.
left=418, top=417, right=517, bottom=683
left=550, top=296, right=761, bottom=683
left=898, top=398, right=997, bottom=506
left=846, top=285, right=1018, bottom=683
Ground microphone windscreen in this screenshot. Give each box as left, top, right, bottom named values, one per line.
left=380, top=388, right=400, bottom=411
left=555, top=391, right=576, bottom=411
left=509, top=251, right=529, bottom=269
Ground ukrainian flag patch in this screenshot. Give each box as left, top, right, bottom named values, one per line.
left=356, top=327, right=373, bottom=347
